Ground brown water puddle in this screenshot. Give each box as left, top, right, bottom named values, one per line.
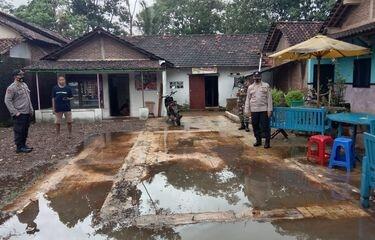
left=136, top=159, right=344, bottom=216
left=0, top=181, right=113, bottom=239
left=1, top=130, right=374, bottom=239
left=76, top=134, right=134, bottom=176
left=0, top=132, right=136, bottom=239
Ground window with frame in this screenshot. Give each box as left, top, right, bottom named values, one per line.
left=66, top=74, right=101, bottom=108
left=169, top=81, right=184, bottom=89
left=135, top=72, right=158, bottom=91
left=353, top=58, right=371, bottom=88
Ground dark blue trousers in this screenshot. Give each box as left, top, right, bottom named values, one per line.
left=13, top=114, right=31, bottom=149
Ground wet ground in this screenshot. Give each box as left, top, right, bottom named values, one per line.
left=0, top=120, right=145, bottom=208
left=1, top=113, right=375, bottom=239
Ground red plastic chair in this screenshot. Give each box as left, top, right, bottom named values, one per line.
left=307, top=135, right=333, bottom=165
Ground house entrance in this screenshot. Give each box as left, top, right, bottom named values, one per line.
left=189, top=75, right=205, bottom=110
left=313, top=64, right=335, bottom=95
left=108, top=74, right=130, bottom=116
left=204, top=76, right=219, bottom=107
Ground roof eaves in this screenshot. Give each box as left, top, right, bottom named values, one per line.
left=42, top=28, right=171, bottom=65
left=262, top=22, right=279, bottom=53
left=329, top=22, right=375, bottom=39
left=320, top=0, right=349, bottom=33
left=0, top=11, right=68, bottom=45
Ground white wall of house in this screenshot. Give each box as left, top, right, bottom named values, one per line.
left=9, top=42, right=31, bottom=59
left=165, top=68, right=191, bottom=106
left=35, top=67, right=258, bottom=122
left=165, top=67, right=255, bottom=108
left=128, top=72, right=161, bottom=117
left=102, top=72, right=162, bottom=118
left=218, top=67, right=253, bottom=107
left=35, top=108, right=103, bottom=123
left=102, top=74, right=111, bottom=118
left=0, top=24, right=21, bottom=38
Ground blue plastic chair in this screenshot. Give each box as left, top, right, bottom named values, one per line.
left=329, top=137, right=355, bottom=172
left=360, top=133, right=375, bottom=208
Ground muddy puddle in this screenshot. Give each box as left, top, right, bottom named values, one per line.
left=3, top=200, right=375, bottom=240
left=0, top=181, right=112, bottom=240
left=1, top=128, right=374, bottom=239
left=136, top=159, right=344, bottom=216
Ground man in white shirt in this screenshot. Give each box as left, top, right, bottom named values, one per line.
left=244, top=71, right=273, bottom=148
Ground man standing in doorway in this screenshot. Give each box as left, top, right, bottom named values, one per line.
left=237, top=78, right=250, bottom=132
left=52, top=76, right=73, bottom=137
left=4, top=69, right=34, bottom=153
left=244, top=71, right=273, bottom=149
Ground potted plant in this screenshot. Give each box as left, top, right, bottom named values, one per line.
left=285, top=90, right=304, bottom=107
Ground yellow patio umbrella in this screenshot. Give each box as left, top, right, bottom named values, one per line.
left=269, top=35, right=370, bottom=106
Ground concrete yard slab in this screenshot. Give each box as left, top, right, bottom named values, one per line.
left=1, top=113, right=375, bottom=239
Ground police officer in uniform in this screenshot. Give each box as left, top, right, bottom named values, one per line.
left=4, top=70, right=34, bottom=153
left=237, top=79, right=250, bottom=132
left=244, top=71, right=273, bottom=149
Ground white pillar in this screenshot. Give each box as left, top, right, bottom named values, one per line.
left=102, top=74, right=110, bottom=118
left=97, top=73, right=101, bottom=108
left=162, top=70, right=167, bottom=116
left=35, top=72, right=41, bottom=110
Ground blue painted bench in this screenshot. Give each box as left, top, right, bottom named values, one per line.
left=360, top=132, right=375, bottom=208
left=370, top=120, right=375, bottom=135
left=270, top=107, right=329, bottom=136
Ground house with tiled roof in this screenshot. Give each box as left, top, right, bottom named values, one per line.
left=261, top=21, right=323, bottom=91
left=25, top=28, right=266, bottom=121
left=0, top=11, right=68, bottom=122
left=313, top=0, right=375, bottom=113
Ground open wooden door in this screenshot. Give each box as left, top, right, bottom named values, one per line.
left=189, top=75, right=205, bottom=110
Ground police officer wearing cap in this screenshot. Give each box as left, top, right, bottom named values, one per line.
left=244, top=71, right=273, bottom=149
left=4, top=69, right=34, bottom=153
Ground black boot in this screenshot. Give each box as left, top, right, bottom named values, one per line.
left=245, top=123, right=250, bottom=132
left=253, top=138, right=262, bottom=147
left=16, top=147, right=32, bottom=153
left=238, top=122, right=246, bottom=130
left=264, top=138, right=271, bottom=149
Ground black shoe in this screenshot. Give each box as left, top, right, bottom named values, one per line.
left=264, top=140, right=271, bottom=149
left=253, top=141, right=262, bottom=147
left=245, top=124, right=250, bottom=132
left=16, top=147, right=32, bottom=153
left=25, top=145, right=33, bottom=150
left=238, top=125, right=246, bottom=130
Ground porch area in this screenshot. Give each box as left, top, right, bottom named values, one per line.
left=26, top=66, right=168, bottom=122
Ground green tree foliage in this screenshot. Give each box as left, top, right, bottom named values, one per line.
left=9, top=0, right=336, bottom=38
left=12, top=0, right=137, bottom=39
left=225, top=0, right=336, bottom=34
left=0, top=0, right=14, bottom=13
left=224, top=0, right=269, bottom=34
left=14, top=0, right=59, bottom=30
left=138, top=0, right=336, bottom=35
left=137, top=0, right=226, bottom=35
left=136, top=0, right=154, bottom=35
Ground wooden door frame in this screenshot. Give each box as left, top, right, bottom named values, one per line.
left=189, top=74, right=206, bottom=110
